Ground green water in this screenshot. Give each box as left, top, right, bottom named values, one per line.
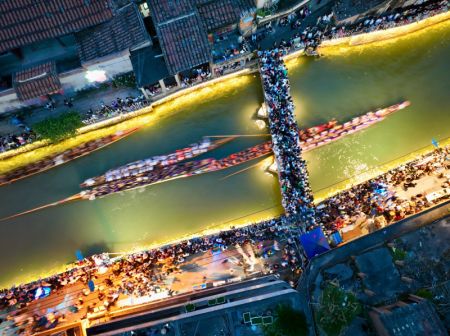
left=0, top=23, right=449, bottom=288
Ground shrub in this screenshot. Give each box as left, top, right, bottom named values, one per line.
left=112, top=72, right=137, bottom=89
left=264, top=304, right=308, bottom=336
left=415, top=288, right=433, bottom=300
left=391, top=247, right=407, bottom=261
left=317, top=284, right=362, bottom=336
left=33, top=111, right=83, bottom=142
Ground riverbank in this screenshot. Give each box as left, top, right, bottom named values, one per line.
left=1, top=8, right=449, bottom=175
left=2, top=137, right=448, bottom=291
left=320, top=9, right=450, bottom=50
left=0, top=72, right=253, bottom=174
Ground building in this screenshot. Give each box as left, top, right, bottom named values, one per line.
left=134, top=0, right=256, bottom=98
left=369, top=295, right=447, bottom=336
left=86, top=275, right=303, bottom=335
left=0, top=0, right=151, bottom=113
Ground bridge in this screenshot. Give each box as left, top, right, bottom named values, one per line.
left=259, top=51, right=316, bottom=230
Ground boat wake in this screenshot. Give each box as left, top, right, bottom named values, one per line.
left=0, top=194, right=81, bottom=222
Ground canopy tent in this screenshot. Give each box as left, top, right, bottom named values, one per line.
left=300, top=227, right=331, bottom=259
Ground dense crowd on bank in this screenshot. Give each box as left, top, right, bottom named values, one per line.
left=328, top=0, right=448, bottom=39
left=82, top=95, right=149, bottom=125
left=0, top=131, right=36, bottom=153
left=180, top=68, right=212, bottom=88
left=316, top=146, right=450, bottom=235
left=251, top=0, right=448, bottom=57
left=0, top=218, right=301, bottom=334
left=260, top=50, right=316, bottom=227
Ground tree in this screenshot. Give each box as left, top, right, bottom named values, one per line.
left=316, top=283, right=362, bottom=336
left=33, top=111, right=83, bottom=142
left=264, top=304, right=308, bottom=336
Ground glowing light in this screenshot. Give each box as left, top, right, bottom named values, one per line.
left=319, top=10, right=450, bottom=56
left=255, top=119, right=267, bottom=129
left=85, top=70, right=107, bottom=83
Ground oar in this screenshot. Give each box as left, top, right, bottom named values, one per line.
left=0, top=194, right=82, bottom=222
left=220, top=159, right=266, bottom=180
left=207, top=134, right=270, bottom=138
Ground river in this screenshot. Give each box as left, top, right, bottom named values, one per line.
left=0, top=21, right=449, bottom=288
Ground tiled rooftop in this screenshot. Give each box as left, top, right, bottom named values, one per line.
left=75, top=3, right=150, bottom=63
left=157, top=13, right=211, bottom=74
left=197, top=0, right=254, bottom=31
left=13, top=62, right=61, bottom=101
left=148, top=0, right=194, bottom=24
left=0, top=0, right=114, bottom=53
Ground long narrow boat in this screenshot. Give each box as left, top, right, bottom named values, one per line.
left=80, top=101, right=410, bottom=199
left=81, top=136, right=234, bottom=188
left=82, top=159, right=215, bottom=200
left=0, top=128, right=140, bottom=187
left=0, top=102, right=411, bottom=221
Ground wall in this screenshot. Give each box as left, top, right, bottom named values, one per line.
left=60, top=51, right=134, bottom=95
left=84, top=51, right=134, bottom=78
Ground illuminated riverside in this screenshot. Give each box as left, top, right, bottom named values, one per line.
left=0, top=15, right=449, bottom=290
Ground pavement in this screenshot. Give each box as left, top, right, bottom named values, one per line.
left=0, top=86, right=140, bottom=136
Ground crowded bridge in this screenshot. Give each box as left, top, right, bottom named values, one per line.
left=259, top=50, right=316, bottom=229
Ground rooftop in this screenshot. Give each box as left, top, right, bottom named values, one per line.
left=86, top=276, right=302, bottom=336
left=197, top=0, right=254, bottom=32
left=354, top=247, right=405, bottom=304
left=157, top=13, right=211, bottom=74
left=75, top=3, right=150, bottom=63
left=0, top=0, right=114, bottom=53
left=13, top=61, right=61, bottom=101
left=148, top=0, right=194, bottom=24
left=130, top=45, right=170, bottom=87
left=371, top=299, right=447, bottom=336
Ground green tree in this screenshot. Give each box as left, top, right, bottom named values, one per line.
left=33, top=111, right=83, bottom=142
left=316, top=283, right=362, bottom=336
left=264, top=304, right=308, bottom=336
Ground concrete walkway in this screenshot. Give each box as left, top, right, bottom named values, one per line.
left=0, top=86, right=140, bottom=136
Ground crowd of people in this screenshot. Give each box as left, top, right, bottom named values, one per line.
left=82, top=137, right=217, bottom=187
left=0, top=130, right=36, bottom=153
left=83, top=159, right=214, bottom=199
left=180, top=67, right=212, bottom=88
left=0, top=218, right=302, bottom=334
left=316, top=146, right=450, bottom=235
left=248, top=0, right=448, bottom=58
left=82, top=95, right=149, bottom=125
left=0, top=95, right=149, bottom=154
left=259, top=50, right=316, bottom=228
left=328, top=0, right=448, bottom=39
